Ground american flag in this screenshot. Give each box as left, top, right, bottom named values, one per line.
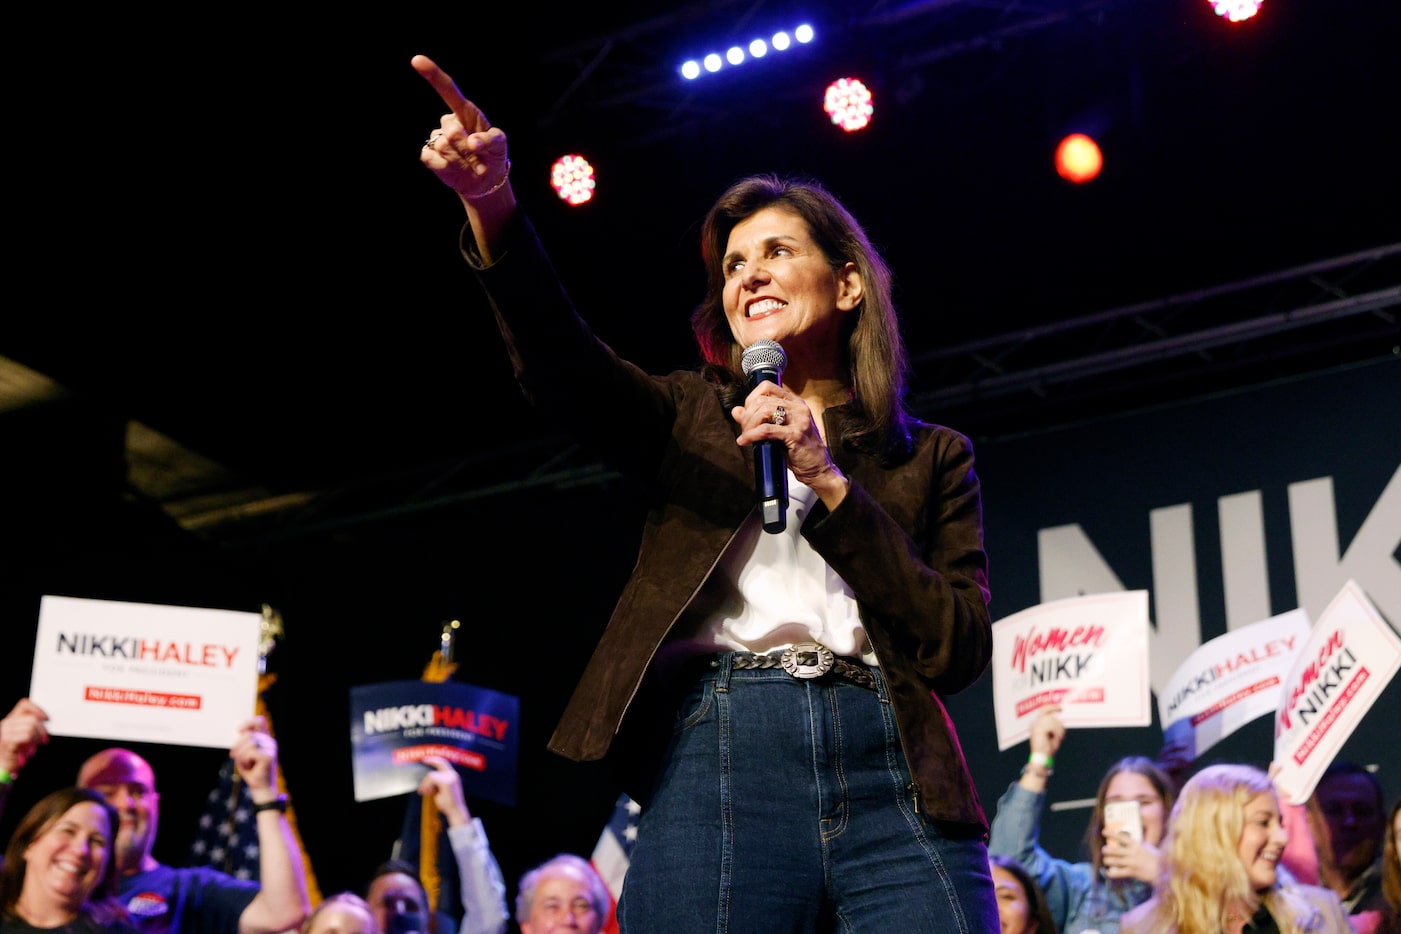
left=188, top=759, right=261, bottom=880
left=589, top=793, right=640, bottom=934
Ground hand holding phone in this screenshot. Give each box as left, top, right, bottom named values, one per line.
left=1104, top=800, right=1143, bottom=843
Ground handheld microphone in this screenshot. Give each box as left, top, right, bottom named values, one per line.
left=741, top=340, right=789, bottom=534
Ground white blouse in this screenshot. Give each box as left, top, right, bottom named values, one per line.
left=673, top=468, right=877, bottom=665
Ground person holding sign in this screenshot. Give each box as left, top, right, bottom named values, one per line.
left=988, top=706, right=1175, bottom=934
left=0, top=786, right=138, bottom=934
left=363, top=756, right=507, bottom=934
left=74, top=724, right=311, bottom=934
left=0, top=700, right=49, bottom=815
left=411, top=51, right=998, bottom=932
left=1120, top=763, right=1353, bottom=934
left=0, top=700, right=311, bottom=934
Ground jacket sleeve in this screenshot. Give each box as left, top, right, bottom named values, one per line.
left=448, top=819, right=509, bottom=934
left=461, top=213, right=679, bottom=482
left=803, top=425, right=992, bottom=694
left=987, top=781, right=1093, bottom=933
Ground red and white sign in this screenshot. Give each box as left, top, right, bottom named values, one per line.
left=1159, top=610, right=1309, bottom=758
left=991, top=590, right=1151, bottom=750
left=29, top=595, right=261, bottom=749
left=1273, top=580, right=1401, bottom=805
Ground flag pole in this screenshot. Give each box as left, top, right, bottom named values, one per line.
left=258, top=605, right=324, bottom=905
left=417, top=619, right=460, bottom=918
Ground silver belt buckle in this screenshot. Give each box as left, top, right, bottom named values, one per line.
left=780, top=641, right=835, bottom=680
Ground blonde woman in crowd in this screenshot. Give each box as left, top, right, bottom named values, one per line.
left=1121, top=763, right=1355, bottom=934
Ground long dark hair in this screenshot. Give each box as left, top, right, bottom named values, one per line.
left=991, top=853, right=1060, bottom=934
left=0, top=786, right=128, bottom=926
left=691, top=173, right=912, bottom=451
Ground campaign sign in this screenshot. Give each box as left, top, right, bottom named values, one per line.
left=29, top=595, right=262, bottom=749
left=350, top=679, right=520, bottom=806
left=991, top=590, right=1151, bottom=750
left=1273, top=580, right=1401, bottom=805
left=1159, top=610, right=1310, bottom=758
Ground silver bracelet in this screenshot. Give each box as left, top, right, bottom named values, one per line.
left=460, top=159, right=512, bottom=201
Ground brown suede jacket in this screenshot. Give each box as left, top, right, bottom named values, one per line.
left=463, top=213, right=994, bottom=835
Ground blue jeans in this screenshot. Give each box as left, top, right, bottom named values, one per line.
left=617, top=654, right=997, bottom=933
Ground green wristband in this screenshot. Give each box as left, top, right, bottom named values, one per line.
left=0, top=767, right=16, bottom=786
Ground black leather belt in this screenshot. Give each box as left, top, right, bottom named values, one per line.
left=724, top=641, right=877, bottom=691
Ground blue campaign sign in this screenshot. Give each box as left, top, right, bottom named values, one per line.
left=349, top=679, right=520, bottom=805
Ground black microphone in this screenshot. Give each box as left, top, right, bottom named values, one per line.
left=741, top=339, right=789, bottom=534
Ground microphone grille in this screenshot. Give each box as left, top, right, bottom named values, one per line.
left=741, top=340, right=787, bottom=377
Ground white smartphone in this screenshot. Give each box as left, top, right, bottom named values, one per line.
left=1104, top=800, right=1143, bottom=843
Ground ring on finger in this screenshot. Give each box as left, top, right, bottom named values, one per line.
left=772, top=405, right=787, bottom=426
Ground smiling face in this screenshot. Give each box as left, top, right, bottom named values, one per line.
left=721, top=205, right=861, bottom=370
left=1237, top=791, right=1289, bottom=891
left=78, top=748, right=160, bottom=874
left=1104, top=770, right=1169, bottom=846
left=21, top=801, right=113, bottom=917
left=520, top=868, right=603, bottom=934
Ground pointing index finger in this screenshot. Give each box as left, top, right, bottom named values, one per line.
left=411, top=54, right=488, bottom=132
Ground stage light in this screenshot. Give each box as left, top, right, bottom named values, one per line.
left=1210, top=0, right=1262, bottom=22
left=679, top=22, right=816, bottom=80
left=551, top=154, right=596, bottom=205
left=823, top=78, right=874, bottom=132
left=1055, top=133, right=1103, bottom=184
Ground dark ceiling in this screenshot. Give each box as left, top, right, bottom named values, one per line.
left=6, top=0, right=1399, bottom=552
left=2, top=0, right=1400, bottom=900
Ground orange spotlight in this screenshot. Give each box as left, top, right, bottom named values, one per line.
left=823, top=78, right=873, bottom=132
left=1055, top=133, right=1103, bottom=184
left=551, top=154, right=596, bottom=205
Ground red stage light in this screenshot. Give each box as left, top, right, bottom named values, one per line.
left=823, top=78, right=874, bottom=133
left=551, top=155, right=596, bottom=205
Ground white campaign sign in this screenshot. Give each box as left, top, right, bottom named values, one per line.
left=1273, top=580, right=1401, bottom=805
left=990, top=590, right=1151, bottom=750
left=1159, top=610, right=1310, bottom=758
left=29, top=595, right=262, bottom=749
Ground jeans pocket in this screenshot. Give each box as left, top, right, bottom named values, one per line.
left=673, top=677, right=715, bottom=733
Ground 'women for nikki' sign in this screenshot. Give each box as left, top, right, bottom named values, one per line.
left=990, top=590, right=1151, bottom=750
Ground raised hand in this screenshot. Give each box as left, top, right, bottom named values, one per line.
left=1028, top=705, right=1066, bottom=758
left=0, top=697, right=49, bottom=777
left=412, top=55, right=511, bottom=201
left=230, top=715, right=280, bottom=796
left=417, top=754, right=472, bottom=827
